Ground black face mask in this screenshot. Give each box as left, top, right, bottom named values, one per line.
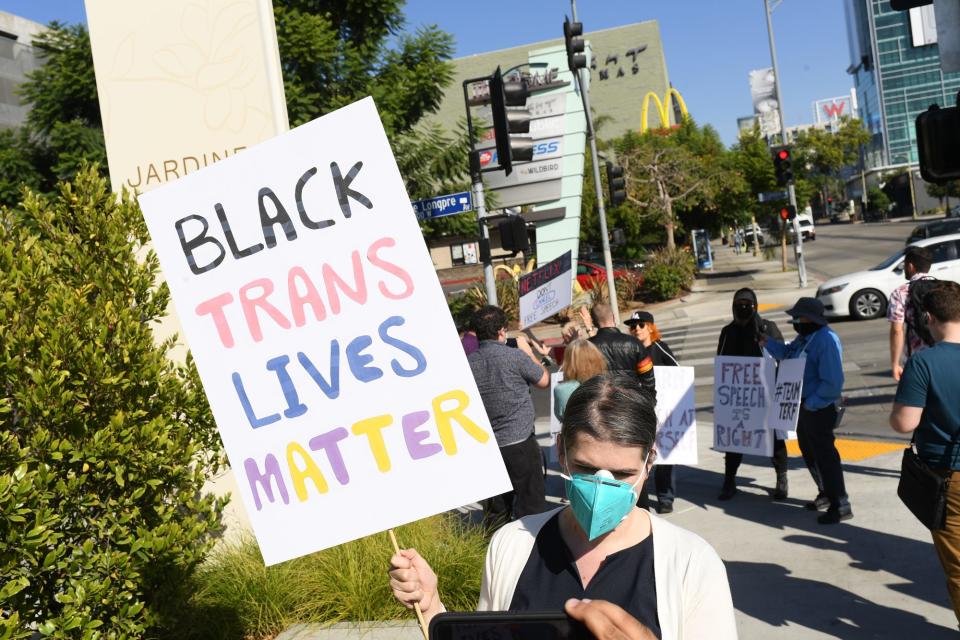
left=792, top=322, right=819, bottom=336
left=733, top=305, right=755, bottom=322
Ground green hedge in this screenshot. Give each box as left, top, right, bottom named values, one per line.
left=641, top=249, right=696, bottom=301
left=169, top=515, right=489, bottom=639
left=0, top=168, right=225, bottom=638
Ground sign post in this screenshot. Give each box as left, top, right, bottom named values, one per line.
left=137, top=97, right=511, bottom=565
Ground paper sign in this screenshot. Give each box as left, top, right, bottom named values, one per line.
left=519, top=251, right=573, bottom=328
left=713, top=356, right=774, bottom=456
left=653, top=367, right=698, bottom=465
left=771, top=357, right=805, bottom=437
left=137, top=97, right=511, bottom=565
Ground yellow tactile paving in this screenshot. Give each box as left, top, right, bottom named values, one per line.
left=785, top=438, right=904, bottom=462
left=757, top=303, right=784, bottom=312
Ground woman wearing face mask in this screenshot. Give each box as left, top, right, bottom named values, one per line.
left=762, top=297, right=851, bottom=525
left=626, top=311, right=679, bottom=514
left=716, top=288, right=788, bottom=501
left=389, top=373, right=737, bottom=640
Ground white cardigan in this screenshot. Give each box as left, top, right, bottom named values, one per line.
left=477, top=507, right=738, bottom=640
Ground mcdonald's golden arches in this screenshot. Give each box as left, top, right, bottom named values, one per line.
left=640, top=88, right=689, bottom=133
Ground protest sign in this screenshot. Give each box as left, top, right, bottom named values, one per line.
left=519, top=251, right=573, bottom=328
left=653, top=366, right=698, bottom=466
left=713, top=356, right=774, bottom=456
left=770, top=357, right=805, bottom=437
left=137, top=97, right=511, bottom=565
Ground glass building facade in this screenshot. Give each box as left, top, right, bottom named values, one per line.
left=844, top=0, right=960, bottom=167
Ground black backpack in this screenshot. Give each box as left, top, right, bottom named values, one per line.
left=905, top=277, right=938, bottom=353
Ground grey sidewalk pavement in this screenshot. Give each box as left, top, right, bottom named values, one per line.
left=279, top=421, right=958, bottom=639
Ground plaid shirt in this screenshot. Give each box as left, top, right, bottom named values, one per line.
left=887, top=273, right=930, bottom=357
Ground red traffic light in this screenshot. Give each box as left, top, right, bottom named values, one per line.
left=777, top=149, right=790, bottom=160
left=779, top=208, right=790, bottom=220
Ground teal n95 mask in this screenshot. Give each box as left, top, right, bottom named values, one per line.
left=562, top=451, right=650, bottom=541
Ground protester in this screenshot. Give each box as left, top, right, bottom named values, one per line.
left=627, top=310, right=680, bottom=514
left=889, top=281, right=960, bottom=624
left=586, top=303, right=656, bottom=400
left=888, top=246, right=934, bottom=381
left=716, top=288, right=788, bottom=501
left=763, top=297, right=851, bottom=524
left=553, top=339, right=607, bottom=422
left=467, top=305, right=549, bottom=527
left=390, top=373, right=737, bottom=640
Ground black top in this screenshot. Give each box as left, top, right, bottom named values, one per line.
left=589, top=327, right=657, bottom=401
left=716, top=316, right=783, bottom=357
left=650, top=341, right=678, bottom=367
left=509, top=513, right=661, bottom=639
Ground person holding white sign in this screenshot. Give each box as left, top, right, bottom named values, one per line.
left=390, top=373, right=737, bottom=640
left=627, top=311, right=680, bottom=514
left=717, top=288, right=788, bottom=501
left=762, top=297, right=851, bottom=524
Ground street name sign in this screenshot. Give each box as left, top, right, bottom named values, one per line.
left=412, top=191, right=473, bottom=220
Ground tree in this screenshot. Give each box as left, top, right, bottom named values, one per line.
left=925, top=180, right=960, bottom=212
left=614, top=120, right=727, bottom=250
left=11, top=7, right=467, bottom=219
left=0, top=167, right=225, bottom=636
left=793, top=118, right=870, bottom=215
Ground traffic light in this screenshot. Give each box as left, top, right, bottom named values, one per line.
left=916, top=97, right=960, bottom=183
left=489, top=67, right=533, bottom=177
left=779, top=205, right=796, bottom=221
left=772, top=146, right=794, bottom=186
left=605, top=162, right=626, bottom=206
left=498, top=216, right=530, bottom=254
left=563, top=17, right=586, bottom=72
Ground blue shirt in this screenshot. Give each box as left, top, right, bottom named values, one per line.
left=895, top=342, right=960, bottom=470
left=765, top=326, right=844, bottom=411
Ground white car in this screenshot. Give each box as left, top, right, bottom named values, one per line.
left=816, top=233, right=960, bottom=320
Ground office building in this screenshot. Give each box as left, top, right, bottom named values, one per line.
left=0, top=11, right=46, bottom=130
left=844, top=0, right=960, bottom=168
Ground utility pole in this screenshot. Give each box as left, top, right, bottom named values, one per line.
left=570, top=0, right=620, bottom=322
left=764, top=0, right=807, bottom=288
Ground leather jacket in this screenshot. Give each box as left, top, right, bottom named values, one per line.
left=589, top=327, right=657, bottom=400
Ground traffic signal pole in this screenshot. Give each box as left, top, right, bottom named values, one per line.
left=764, top=0, right=807, bottom=288
left=570, top=0, right=620, bottom=323
left=463, top=78, right=498, bottom=306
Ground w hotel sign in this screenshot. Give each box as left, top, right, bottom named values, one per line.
left=640, top=88, right=688, bottom=133
left=813, top=93, right=858, bottom=126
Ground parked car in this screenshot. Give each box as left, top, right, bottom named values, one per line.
left=743, top=226, right=765, bottom=247
left=787, top=218, right=816, bottom=241
left=576, top=260, right=632, bottom=288
left=816, top=232, right=960, bottom=320
left=905, top=218, right=960, bottom=244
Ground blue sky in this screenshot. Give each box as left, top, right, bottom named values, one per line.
left=5, top=0, right=852, bottom=145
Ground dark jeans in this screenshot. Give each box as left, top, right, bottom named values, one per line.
left=653, top=465, right=676, bottom=504
left=797, top=404, right=849, bottom=510
left=724, top=437, right=788, bottom=479
left=483, top=434, right=546, bottom=528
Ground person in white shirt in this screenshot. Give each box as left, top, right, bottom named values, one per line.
left=389, top=372, right=737, bottom=640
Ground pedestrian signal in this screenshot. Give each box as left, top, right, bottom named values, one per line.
left=779, top=205, right=796, bottom=221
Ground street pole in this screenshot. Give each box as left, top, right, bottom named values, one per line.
left=571, top=0, right=620, bottom=323
left=908, top=168, right=919, bottom=220
left=463, top=79, right=498, bottom=305
left=764, top=0, right=807, bottom=288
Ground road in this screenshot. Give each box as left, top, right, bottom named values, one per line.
left=664, top=219, right=918, bottom=444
